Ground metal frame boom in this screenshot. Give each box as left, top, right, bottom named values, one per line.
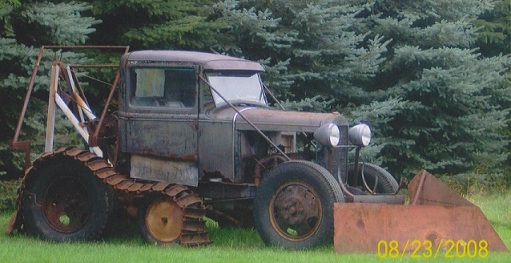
left=10, top=45, right=129, bottom=170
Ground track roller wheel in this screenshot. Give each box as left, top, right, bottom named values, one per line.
left=138, top=194, right=184, bottom=244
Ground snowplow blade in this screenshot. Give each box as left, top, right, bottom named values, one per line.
left=333, top=170, right=508, bottom=253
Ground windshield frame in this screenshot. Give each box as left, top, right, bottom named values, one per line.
left=205, top=71, right=268, bottom=108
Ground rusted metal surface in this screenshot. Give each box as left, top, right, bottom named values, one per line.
left=409, top=169, right=474, bottom=206
left=89, top=65, right=123, bottom=147
left=270, top=181, right=322, bottom=241
left=85, top=116, right=118, bottom=146
left=201, top=79, right=291, bottom=163
left=145, top=197, right=184, bottom=243
left=130, top=154, right=198, bottom=187
left=205, top=105, right=348, bottom=133
left=204, top=199, right=255, bottom=228
left=10, top=46, right=129, bottom=161
left=7, top=147, right=210, bottom=246
left=122, top=50, right=265, bottom=71
left=333, top=203, right=508, bottom=253
left=196, top=120, right=235, bottom=182
left=5, top=211, right=18, bottom=234
left=42, top=176, right=91, bottom=233
left=8, top=46, right=46, bottom=171
left=121, top=116, right=198, bottom=160
left=7, top=140, right=31, bottom=172
left=198, top=181, right=257, bottom=199
left=333, top=170, right=508, bottom=253
left=253, top=155, right=286, bottom=185
left=11, top=47, right=46, bottom=146
left=351, top=194, right=404, bottom=204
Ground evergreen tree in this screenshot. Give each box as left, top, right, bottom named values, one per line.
left=475, top=0, right=511, bottom=57
left=210, top=0, right=298, bottom=96
left=0, top=1, right=100, bottom=178
left=0, top=0, right=19, bottom=9
left=211, top=0, right=388, bottom=107
left=86, top=0, right=222, bottom=50
left=355, top=0, right=511, bottom=178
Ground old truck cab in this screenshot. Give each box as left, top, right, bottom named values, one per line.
left=116, top=50, right=400, bottom=249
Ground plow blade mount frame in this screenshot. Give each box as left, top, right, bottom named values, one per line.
left=333, top=170, right=508, bottom=253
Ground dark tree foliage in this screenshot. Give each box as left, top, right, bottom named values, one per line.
left=475, top=0, right=511, bottom=57
left=210, top=0, right=388, bottom=109
left=0, top=1, right=100, bottom=178
left=85, top=0, right=223, bottom=50
left=354, top=0, right=511, bottom=178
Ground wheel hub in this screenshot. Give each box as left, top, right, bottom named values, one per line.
left=271, top=182, right=321, bottom=240
left=145, top=197, right=183, bottom=243
left=43, top=177, right=91, bottom=233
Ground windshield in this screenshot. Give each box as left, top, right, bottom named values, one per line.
left=206, top=71, right=267, bottom=107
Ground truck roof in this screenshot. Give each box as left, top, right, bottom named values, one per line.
left=123, top=50, right=265, bottom=71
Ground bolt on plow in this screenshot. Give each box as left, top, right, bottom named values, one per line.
left=333, top=170, right=507, bottom=254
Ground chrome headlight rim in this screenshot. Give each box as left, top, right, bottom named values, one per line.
left=313, top=123, right=341, bottom=147
left=348, top=123, right=371, bottom=147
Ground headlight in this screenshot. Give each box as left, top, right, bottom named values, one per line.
left=349, top=124, right=371, bottom=147
left=314, top=123, right=340, bottom=147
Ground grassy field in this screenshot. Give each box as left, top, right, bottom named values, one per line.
left=0, top=192, right=509, bottom=263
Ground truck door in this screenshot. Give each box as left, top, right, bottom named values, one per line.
left=121, top=66, right=199, bottom=186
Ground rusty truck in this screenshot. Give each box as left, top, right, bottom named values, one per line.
left=8, top=46, right=406, bottom=249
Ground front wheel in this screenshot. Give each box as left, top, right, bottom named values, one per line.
left=348, top=163, right=399, bottom=193
left=253, top=161, right=343, bottom=250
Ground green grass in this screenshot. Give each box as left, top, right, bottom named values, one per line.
left=0, top=193, right=510, bottom=263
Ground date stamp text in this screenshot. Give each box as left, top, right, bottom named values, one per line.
left=377, top=239, right=489, bottom=259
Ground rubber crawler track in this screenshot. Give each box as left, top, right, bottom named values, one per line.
left=9, top=147, right=211, bottom=246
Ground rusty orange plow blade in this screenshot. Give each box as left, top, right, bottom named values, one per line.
left=333, top=170, right=508, bottom=254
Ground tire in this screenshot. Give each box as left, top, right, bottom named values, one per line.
left=21, top=156, right=115, bottom=242
left=253, top=154, right=287, bottom=184
left=253, top=160, right=343, bottom=250
left=348, top=163, right=399, bottom=193
left=137, top=194, right=183, bottom=245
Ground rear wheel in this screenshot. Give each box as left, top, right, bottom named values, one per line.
left=348, top=163, right=399, bottom=193
left=21, top=156, right=114, bottom=241
left=253, top=161, right=343, bottom=250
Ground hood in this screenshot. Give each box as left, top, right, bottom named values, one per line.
left=208, top=106, right=348, bottom=133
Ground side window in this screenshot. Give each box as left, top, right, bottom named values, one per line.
left=163, top=69, right=196, bottom=108
left=131, top=68, right=164, bottom=106
left=130, top=67, right=196, bottom=109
